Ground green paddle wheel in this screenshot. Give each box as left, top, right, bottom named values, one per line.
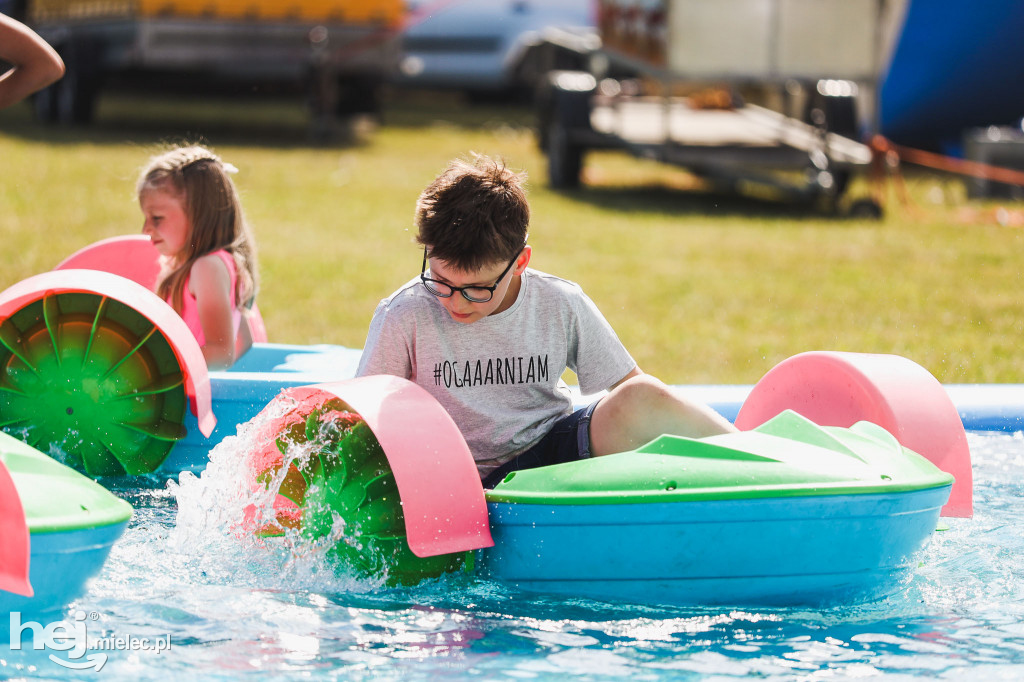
left=253, top=391, right=468, bottom=586
left=0, top=291, right=187, bottom=476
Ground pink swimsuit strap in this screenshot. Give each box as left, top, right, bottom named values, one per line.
left=170, top=249, right=242, bottom=348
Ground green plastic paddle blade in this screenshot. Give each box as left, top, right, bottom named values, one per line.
left=261, top=402, right=466, bottom=586
left=0, top=292, right=187, bottom=476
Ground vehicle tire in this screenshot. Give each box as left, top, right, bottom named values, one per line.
left=335, top=76, right=381, bottom=118
left=541, top=72, right=594, bottom=189
left=546, top=117, right=583, bottom=189
left=32, top=85, right=58, bottom=124
left=805, top=82, right=859, bottom=140
left=53, top=47, right=98, bottom=126
left=847, top=198, right=884, bottom=220
left=805, top=82, right=859, bottom=206
left=831, top=169, right=852, bottom=200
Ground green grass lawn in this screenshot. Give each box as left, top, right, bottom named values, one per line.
left=1, top=91, right=1022, bottom=384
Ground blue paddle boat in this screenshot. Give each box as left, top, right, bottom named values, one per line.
left=480, top=409, right=952, bottom=606
left=238, top=353, right=964, bottom=607
left=0, top=432, right=132, bottom=617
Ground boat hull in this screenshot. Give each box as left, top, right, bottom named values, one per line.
left=0, top=523, right=129, bottom=618
left=480, top=485, right=950, bottom=606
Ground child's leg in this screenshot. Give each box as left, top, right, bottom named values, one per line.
left=589, top=374, right=738, bottom=456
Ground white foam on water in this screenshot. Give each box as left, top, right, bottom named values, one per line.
left=167, top=393, right=382, bottom=594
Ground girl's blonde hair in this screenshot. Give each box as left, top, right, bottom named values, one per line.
left=137, top=145, right=258, bottom=312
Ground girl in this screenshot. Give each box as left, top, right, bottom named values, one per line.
left=138, top=145, right=259, bottom=369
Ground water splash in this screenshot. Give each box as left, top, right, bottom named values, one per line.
left=168, top=392, right=381, bottom=594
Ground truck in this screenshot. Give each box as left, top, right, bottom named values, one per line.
left=535, top=0, right=910, bottom=214
left=5, top=0, right=402, bottom=129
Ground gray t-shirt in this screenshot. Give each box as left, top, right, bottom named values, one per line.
left=356, top=268, right=636, bottom=477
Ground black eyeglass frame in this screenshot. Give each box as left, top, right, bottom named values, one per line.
left=420, top=247, right=523, bottom=303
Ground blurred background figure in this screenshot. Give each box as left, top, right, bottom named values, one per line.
left=0, top=12, right=64, bottom=109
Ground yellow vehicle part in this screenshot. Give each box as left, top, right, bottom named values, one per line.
left=140, top=0, right=402, bottom=23
left=31, top=0, right=403, bottom=25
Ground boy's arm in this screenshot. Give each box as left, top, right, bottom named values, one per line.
left=0, top=14, right=65, bottom=110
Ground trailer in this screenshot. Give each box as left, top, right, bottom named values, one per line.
left=10, top=0, right=401, bottom=130
left=536, top=0, right=909, bottom=214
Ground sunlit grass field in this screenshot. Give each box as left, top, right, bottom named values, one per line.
left=1, top=91, right=1022, bottom=384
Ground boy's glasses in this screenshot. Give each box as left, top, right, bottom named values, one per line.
left=420, top=247, right=522, bottom=303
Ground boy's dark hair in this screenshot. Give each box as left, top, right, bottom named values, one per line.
left=415, top=155, right=529, bottom=272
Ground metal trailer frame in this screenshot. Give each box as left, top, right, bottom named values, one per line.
left=534, top=0, right=907, bottom=215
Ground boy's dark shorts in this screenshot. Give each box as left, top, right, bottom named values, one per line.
left=482, top=400, right=600, bottom=489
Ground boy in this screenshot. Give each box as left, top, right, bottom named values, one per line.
left=357, top=155, right=736, bottom=487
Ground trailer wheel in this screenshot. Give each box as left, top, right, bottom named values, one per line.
left=541, top=71, right=595, bottom=189
left=847, top=198, right=884, bottom=220
left=335, top=76, right=381, bottom=118
left=32, top=85, right=58, bottom=124
left=54, top=61, right=97, bottom=125
left=805, top=81, right=859, bottom=140
left=35, top=42, right=98, bottom=126
left=547, top=118, right=583, bottom=189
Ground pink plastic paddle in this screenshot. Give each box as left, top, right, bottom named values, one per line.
left=313, top=375, right=494, bottom=557
left=0, top=457, right=32, bottom=597
left=735, top=351, right=972, bottom=517
left=55, top=235, right=268, bottom=343
left=0, top=270, right=215, bottom=438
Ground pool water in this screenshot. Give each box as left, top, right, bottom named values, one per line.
left=2, top=430, right=1023, bottom=681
